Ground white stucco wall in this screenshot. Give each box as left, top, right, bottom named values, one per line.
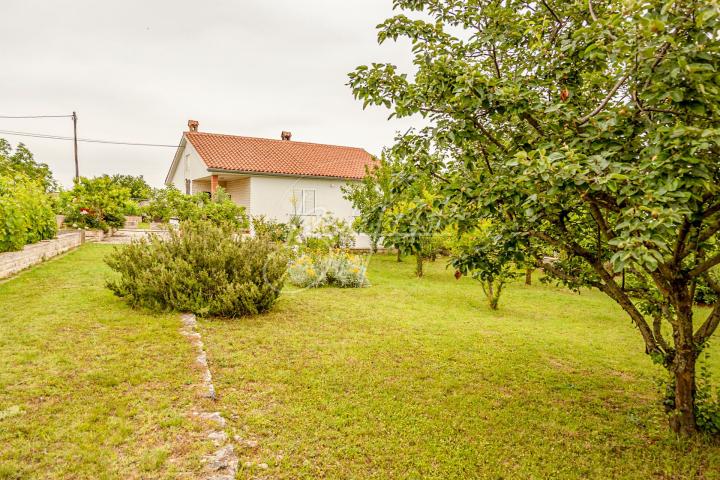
left=169, top=141, right=209, bottom=191
left=248, top=175, right=371, bottom=249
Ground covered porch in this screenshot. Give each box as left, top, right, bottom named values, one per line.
left=191, top=173, right=251, bottom=210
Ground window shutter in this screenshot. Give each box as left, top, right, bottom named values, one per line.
left=303, top=190, right=315, bottom=215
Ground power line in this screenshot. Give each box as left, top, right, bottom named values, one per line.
left=0, top=114, right=73, bottom=119
left=0, top=129, right=180, bottom=148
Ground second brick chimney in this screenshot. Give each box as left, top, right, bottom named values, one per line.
left=281, top=131, right=292, bottom=141
left=188, top=119, right=199, bottom=132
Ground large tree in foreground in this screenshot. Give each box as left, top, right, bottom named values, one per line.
left=350, top=0, right=720, bottom=435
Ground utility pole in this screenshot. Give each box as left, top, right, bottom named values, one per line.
left=72, top=111, right=79, bottom=181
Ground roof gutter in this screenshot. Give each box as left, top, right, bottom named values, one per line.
left=205, top=168, right=362, bottom=181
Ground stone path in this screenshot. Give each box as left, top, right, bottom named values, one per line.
left=180, top=313, right=238, bottom=480
left=100, top=229, right=169, bottom=244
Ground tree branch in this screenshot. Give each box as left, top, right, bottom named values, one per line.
left=703, top=202, right=720, bottom=220
left=539, top=258, right=602, bottom=289
left=673, top=217, right=691, bottom=264
left=680, top=216, right=720, bottom=260
left=588, top=0, right=598, bottom=22
left=530, top=229, right=662, bottom=355
left=577, top=71, right=631, bottom=125
left=638, top=107, right=714, bottom=121
left=473, top=118, right=507, bottom=152
left=522, top=113, right=546, bottom=137
left=653, top=312, right=672, bottom=354
left=541, top=0, right=562, bottom=23
left=478, top=143, right=495, bottom=175
left=688, top=253, right=720, bottom=278
left=587, top=191, right=623, bottom=212
left=489, top=44, right=501, bottom=79
left=592, top=261, right=663, bottom=355
left=549, top=220, right=663, bottom=355
left=584, top=195, right=616, bottom=241
left=639, top=41, right=671, bottom=91
left=694, top=301, right=720, bottom=346
left=698, top=217, right=720, bottom=245
left=430, top=171, right=451, bottom=184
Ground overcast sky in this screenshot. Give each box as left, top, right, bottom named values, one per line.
left=1, top=0, right=419, bottom=188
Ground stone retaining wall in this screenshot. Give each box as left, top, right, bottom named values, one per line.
left=0, top=232, right=84, bottom=280
left=124, top=216, right=142, bottom=229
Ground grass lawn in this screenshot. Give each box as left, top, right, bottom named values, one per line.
left=2, top=245, right=719, bottom=479
left=0, top=244, right=214, bottom=479
left=200, top=254, right=720, bottom=480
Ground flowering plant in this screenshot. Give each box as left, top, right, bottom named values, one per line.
left=288, top=250, right=369, bottom=288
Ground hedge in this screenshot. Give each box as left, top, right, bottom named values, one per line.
left=0, top=173, right=57, bottom=252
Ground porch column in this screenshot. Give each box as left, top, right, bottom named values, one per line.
left=210, top=175, right=219, bottom=198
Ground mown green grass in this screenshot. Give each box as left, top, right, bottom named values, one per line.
left=201, top=254, right=720, bottom=479
left=2, top=245, right=719, bottom=479
left=0, top=244, right=214, bottom=479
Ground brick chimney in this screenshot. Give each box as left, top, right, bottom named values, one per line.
left=188, top=119, right=199, bottom=132
left=281, top=131, right=292, bottom=141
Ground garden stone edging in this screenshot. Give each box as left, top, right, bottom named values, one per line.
left=180, top=313, right=238, bottom=480
left=0, top=232, right=83, bottom=280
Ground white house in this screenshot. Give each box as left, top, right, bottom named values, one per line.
left=165, top=120, right=374, bottom=248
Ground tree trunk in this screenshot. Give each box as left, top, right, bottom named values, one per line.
left=669, top=346, right=698, bottom=436
left=525, top=268, right=533, bottom=285
left=667, top=298, right=698, bottom=436
left=415, top=252, right=423, bottom=277
left=396, top=246, right=402, bottom=262
left=487, top=281, right=497, bottom=309
left=486, top=280, right=504, bottom=310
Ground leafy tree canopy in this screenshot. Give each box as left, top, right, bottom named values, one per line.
left=0, top=139, right=57, bottom=192
left=344, top=150, right=447, bottom=275
left=59, top=176, right=132, bottom=232
left=108, top=174, right=152, bottom=200
left=350, top=0, right=720, bottom=435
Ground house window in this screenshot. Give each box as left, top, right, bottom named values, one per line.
left=303, top=190, right=315, bottom=215
left=293, top=189, right=316, bottom=215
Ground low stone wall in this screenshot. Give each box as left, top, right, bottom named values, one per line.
left=0, top=232, right=84, bottom=280
left=99, top=229, right=170, bottom=244
left=124, top=216, right=142, bottom=229
left=84, top=229, right=105, bottom=242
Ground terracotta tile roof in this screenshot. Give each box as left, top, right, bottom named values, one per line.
left=185, top=132, right=374, bottom=180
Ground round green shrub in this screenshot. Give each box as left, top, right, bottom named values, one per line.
left=105, top=221, right=288, bottom=317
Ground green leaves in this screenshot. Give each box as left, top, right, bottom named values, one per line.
left=106, top=221, right=288, bottom=318
left=0, top=139, right=57, bottom=193
left=60, top=176, right=133, bottom=232
left=696, top=5, right=719, bottom=27
left=0, top=171, right=56, bottom=252
left=142, top=186, right=248, bottom=229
